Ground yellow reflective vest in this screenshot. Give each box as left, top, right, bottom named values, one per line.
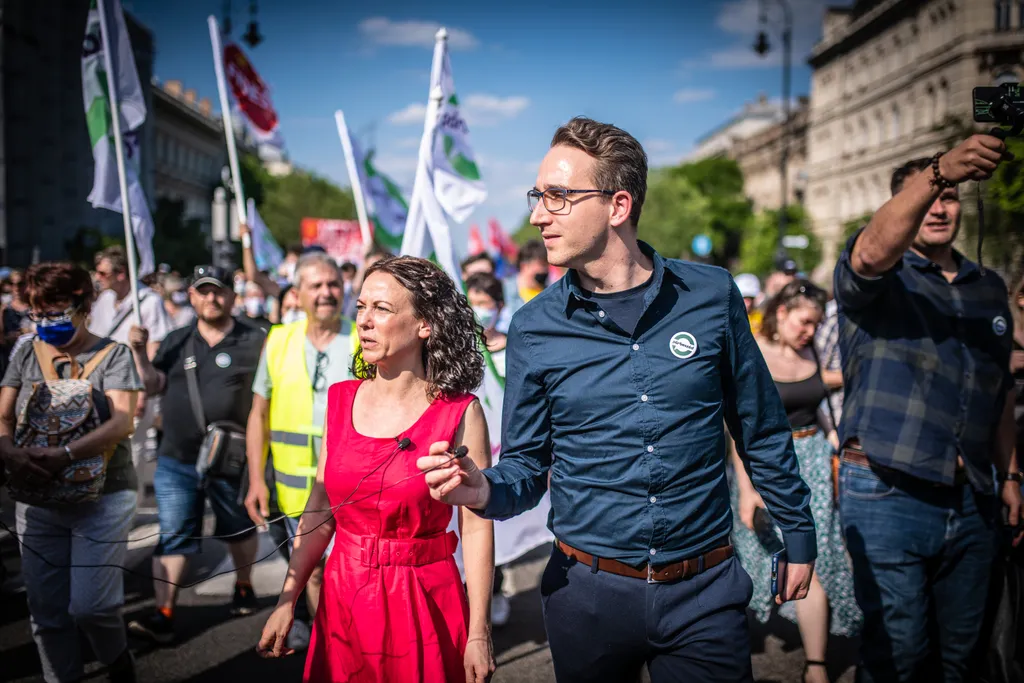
left=265, top=320, right=323, bottom=517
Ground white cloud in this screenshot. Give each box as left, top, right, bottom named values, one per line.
left=388, top=95, right=530, bottom=128
left=387, top=103, right=427, bottom=125
left=674, top=88, right=717, bottom=104
left=709, top=47, right=781, bottom=69
left=358, top=17, right=479, bottom=50
left=463, top=94, right=530, bottom=126
left=395, top=137, right=421, bottom=149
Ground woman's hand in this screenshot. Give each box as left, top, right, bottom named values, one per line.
left=738, top=487, right=766, bottom=531
left=25, top=446, right=70, bottom=477
left=1, top=444, right=51, bottom=484
left=464, top=635, right=495, bottom=683
left=256, top=603, right=295, bottom=658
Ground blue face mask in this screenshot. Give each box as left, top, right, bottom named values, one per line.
left=37, top=320, right=78, bottom=347
left=472, top=306, right=498, bottom=330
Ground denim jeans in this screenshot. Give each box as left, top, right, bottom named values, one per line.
left=15, top=490, right=137, bottom=683
left=839, top=459, right=997, bottom=683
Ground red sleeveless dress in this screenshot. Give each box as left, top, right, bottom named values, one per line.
left=303, top=380, right=475, bottom=683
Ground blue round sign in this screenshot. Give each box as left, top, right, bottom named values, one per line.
left=691, top=234, right=712, bottom=258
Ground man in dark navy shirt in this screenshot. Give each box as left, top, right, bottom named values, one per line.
left=834, top=134, right=1021, bottom=683
left=420, top=117, right=815, bottom=682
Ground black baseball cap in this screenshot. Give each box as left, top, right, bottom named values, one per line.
left=191, top=265, right=231, bottom=290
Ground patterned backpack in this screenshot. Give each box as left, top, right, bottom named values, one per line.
left=5, top=341, right=117, bottom=505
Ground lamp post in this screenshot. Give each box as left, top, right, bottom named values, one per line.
left=753, top=0, right=793, bottom=270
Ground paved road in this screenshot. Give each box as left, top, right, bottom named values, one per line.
left=1, top=474, right=858, bottom=683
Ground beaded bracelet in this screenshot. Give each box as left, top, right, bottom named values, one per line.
left=930, top=152, right=957, bottom=190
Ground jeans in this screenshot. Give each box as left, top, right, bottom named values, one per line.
left=153, top=455, right=255, bottom=556
left=839, top=460, right=997, bottom=683
left=540, top=545, right=754, bottom=683
left=15, top=490, right=137, bottom=683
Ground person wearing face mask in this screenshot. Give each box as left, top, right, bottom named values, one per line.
left=496, top=240, right=549, bottom=334
left=277, top=285, right=305, bottom=326
left=729, top=279, right=862, bottom=683
left=0, top=262, right=143, bottom=683
left=161, top=275, right=196, bottom=330
left=466, top=272, right=507, bottom=378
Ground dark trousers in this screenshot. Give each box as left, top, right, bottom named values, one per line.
left=839, top=459, right=998, bottom=683
left=540, top=545, right=754, bottom=683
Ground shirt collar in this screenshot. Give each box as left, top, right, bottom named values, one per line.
left=904, top=247, right=980, bottom=281
left=562, top=240, right=678, bottom=315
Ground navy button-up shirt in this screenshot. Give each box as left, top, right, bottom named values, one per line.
left=481, top=242, right=817, bottom=566
left=834, top=232, right=1013, bottom=490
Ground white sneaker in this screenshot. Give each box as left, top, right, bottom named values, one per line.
left=286, top=619, right=312, bottom=651
left=491, top=593, right=511, bottom=628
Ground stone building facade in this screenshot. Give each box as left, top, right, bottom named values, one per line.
left=805, top=0, right=1024, bottom=266
left=686, top=94, right=787, bottom=161
left=731, top=99, right=810, bottom=212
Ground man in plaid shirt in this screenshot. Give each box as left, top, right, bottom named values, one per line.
left=834, top=133, right=1022, bottom=683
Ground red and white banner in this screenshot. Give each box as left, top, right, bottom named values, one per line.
left=300, top=217, right=366, bottom=266
left=223, top=42, right=280, bottom=144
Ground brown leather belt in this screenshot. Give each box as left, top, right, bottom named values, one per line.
left=556, top=541, right=733, bottom=584
left=841, top=443, right=967, bottom=486
left=792, top=425, right=818, bottom=439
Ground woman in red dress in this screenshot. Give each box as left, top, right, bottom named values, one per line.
left=258, top=256, right=496, bottom=683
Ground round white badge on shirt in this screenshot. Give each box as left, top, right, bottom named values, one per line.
left=215, top=353, right=232, bottom=368
left=993, top=316, right=1008, bottom=336
left=669, top=332, right=698, bottom=359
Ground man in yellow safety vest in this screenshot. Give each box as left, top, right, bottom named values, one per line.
left=244, top=250, right=354, bottom=649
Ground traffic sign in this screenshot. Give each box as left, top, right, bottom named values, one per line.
left=691, top=234, right=713, bottom=257
left=782, top=234, right=810, bottom=249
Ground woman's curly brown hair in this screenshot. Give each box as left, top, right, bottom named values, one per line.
left=759, top=278, right=827, bottom=341
left=352, top=256, right=484, bottom=400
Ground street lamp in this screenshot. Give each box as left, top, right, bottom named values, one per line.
left=753, top=0, right=793, bottom=271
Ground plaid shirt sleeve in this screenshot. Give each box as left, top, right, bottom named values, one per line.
left=833, top=233, right=904, bottom=313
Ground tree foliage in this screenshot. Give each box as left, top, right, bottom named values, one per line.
left=242, top=155, right=357, bottom=248
left=639, top=169, right=710, bottom=259
left=512, top=213, right=538, bottom=246
left=739, top=205, right=822, bottom=277
left=151, top=197, right=213, bottom=273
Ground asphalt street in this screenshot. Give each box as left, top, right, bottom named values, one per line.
left=0, top=466, right=857, bottom=683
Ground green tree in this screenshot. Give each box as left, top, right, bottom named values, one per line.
left=740, top=205, right=822, bottom=277
left=512, top=213, right=537, bottom=246
left=639, top=169, right=710, bottom=259
left=242, top=155, right=357, bottom=248
left=64, top=227, right=122, bottom=269
left=151, top=197, right=212, bottom=273
left=842, top=213, right=874, bottom=244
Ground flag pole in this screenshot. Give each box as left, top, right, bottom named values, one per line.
left=208, top=16, right=247, bottom=227
left=334, top=110, right=373, bottom=250
left=96, top=0, right=141, bottom=326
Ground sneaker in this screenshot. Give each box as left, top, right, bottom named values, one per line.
left=286, top=619, right=311, bottom=651
left=491, top=593, right=511, bottom=628
left=230, top=583, right=259, bottom=617
left=127, top=609, right=174, bottom=645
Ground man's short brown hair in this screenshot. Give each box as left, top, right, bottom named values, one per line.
left=95, top=245, right=128, bottom=274
left=550, top=117, right=648, bottom=227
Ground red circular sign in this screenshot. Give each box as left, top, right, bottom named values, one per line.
left=223, top=43, right=278, bottom=134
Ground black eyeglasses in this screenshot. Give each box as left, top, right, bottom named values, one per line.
left=312, top=351, right=329, bottom=392
left=28, top=305, right=79, bottom=324
left=527, top=187, right=615, bottom=213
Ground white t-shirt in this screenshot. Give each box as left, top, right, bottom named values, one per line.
left=89, top=286, right=173, bottom=344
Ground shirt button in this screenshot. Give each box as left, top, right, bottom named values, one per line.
left=649, top=548, right=657, bottom=556
left=632, top=344, right=640, bottom=351
left=598, top=311, right=606, bottom=318
left=647, top=445, right=654, bottom=453
left=650, top=496, right=657, bottom=503
left=641, top=395, right=648, bottom=402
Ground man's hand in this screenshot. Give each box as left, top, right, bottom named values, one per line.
left=128, top=326, right=149, bottom=354
left=26, top=447, right=69, bottom=477
left=1002, top=480, right=1024, bottom=548
left=417, top=441, right=491, bottom=509
left=245, top=478, right=271, bottom=528
left=738, top=488, right=765, bottom=531
left=939, top=134, right=1010, bottom=184
left=776, top=560, right=814, bottom=605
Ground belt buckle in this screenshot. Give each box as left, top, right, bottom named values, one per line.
left=647, top=563, right=670, bottom=584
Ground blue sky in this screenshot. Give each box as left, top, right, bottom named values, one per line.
left=127, top=0, right=837, bottom=232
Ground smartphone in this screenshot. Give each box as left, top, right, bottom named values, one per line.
left=771, top=550, right=788, bottom=598
left=753, top=507, right=785, bottom=555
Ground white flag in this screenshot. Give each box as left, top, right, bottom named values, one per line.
left=346, top=137, right=408, bottom=254
left=430, top=39, right=486, bottom=223
left=246, top=199, right=284, bottom=272
left=82, top=0, right=155, bottom=276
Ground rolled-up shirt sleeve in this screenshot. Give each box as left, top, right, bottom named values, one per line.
left=834, top=228, right=903, bottom=312
left=479, top=317, right=551, bottom=520
left=721, top=279, right=817, bottom=564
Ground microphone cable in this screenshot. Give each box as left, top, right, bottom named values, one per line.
left=0, top=443, right=470, bottom=590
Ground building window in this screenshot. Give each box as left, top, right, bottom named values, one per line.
left=1019, top=1, right=1024, bottom=27
left=875, top=112, right=885, bottom=146
left=936, top=80, right=949, bottom=124
left=996, top=0, right=1011, bottom=30
left=891, top=104, right=901, bottom=140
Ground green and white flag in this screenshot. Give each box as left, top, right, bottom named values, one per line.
left=82, top=0, right=155, bottom=276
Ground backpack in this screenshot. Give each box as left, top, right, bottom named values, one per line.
left=5, top=340, right=117, bottom=505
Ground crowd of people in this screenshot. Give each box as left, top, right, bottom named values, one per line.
left=0, top=117, right=1019, bottom=683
